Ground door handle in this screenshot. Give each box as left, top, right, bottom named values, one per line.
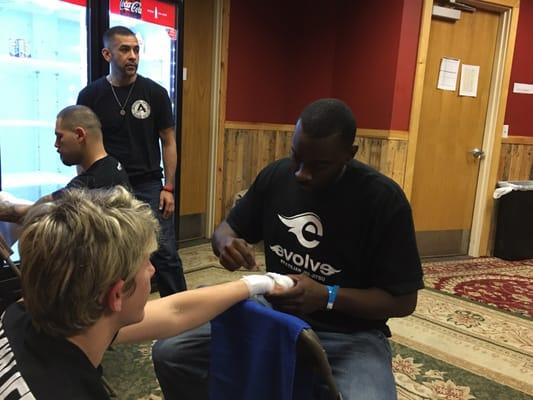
left=470, top=148, right=485, bottom=159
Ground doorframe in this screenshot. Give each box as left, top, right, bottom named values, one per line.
left=206, top=0, right=230, bottom=237
left=403, top=0, right=520, bottom=257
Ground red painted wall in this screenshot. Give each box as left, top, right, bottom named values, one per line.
left=225, top=1, right=290, bottom=123
left=226, top=1, right=337, bottom=123
left=226, top=0, right=421, bottom=129
left=283, top=2, right=337, bottom=122
left=391, top=0, right=423, bottom=130
left=505, top=0, right=533, bottom=137
left=332, top=1, right=418, bottom=130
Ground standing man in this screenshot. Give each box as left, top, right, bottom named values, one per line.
left=152, top=99, right=424, bottom=399
left=77, top=26, right=186, bottom=296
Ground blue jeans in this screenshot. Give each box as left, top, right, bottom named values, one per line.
left=152, top=310, right=396, bottom=399
left=132, top=180, right=187, bottom=296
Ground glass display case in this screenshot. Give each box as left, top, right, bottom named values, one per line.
left=0, top=0, right=87, bottom=201
left=0, top=0, right=87, bottom=262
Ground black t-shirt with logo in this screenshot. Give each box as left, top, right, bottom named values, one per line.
left=77, top=75, right=174, bottom=181
left=0, top=303, right=109, bottom=400
left=227, top=158, right=423, bottom=336
left=51, top=155, right=130, bottom=199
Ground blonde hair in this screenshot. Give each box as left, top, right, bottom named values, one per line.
left=19, top=186, right=159, bottom=337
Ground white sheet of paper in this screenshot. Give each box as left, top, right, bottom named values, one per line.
left=459, top=64, right=480, bottom=97
left=513, top=82, right=533, bottom=94
left=437, top=58, right=460, bottom=91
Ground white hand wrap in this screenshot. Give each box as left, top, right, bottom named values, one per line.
left=266, top=272, right=295, bottom=289
left=241, top=275, right=275, bottom=296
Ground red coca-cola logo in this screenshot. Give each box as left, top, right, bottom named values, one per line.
left=120, top=0, right=142, bottom=15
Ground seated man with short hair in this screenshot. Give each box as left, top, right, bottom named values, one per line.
left=0, top=104, right=129, bottom=223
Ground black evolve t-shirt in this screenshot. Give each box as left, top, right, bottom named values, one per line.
left=0, top=303, right=109, bottom=400
left=51, top=155, right=130, bottom=199
left=77, top=75, right=174, bottom=180
left=227, top=159, right=423, bottom=336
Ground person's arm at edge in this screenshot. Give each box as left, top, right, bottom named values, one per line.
left=0, top=194, right=53, bottom=222
left=159, top=126, right=177, bottom=218
left=116, top=280, right=250, bottom=344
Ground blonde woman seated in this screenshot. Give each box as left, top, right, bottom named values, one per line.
left=0, top=187, right=291, bottom=400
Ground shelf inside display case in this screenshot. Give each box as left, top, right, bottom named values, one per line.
left=0, top=55, right=82, bottom=73
left=0, top=119, right=53, bottom=128
left=2, top=171, right=72, bottom=189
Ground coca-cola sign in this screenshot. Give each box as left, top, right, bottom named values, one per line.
left=120, top=0, right=142, bottom=17
left=111, top=0, right=176, bottom=28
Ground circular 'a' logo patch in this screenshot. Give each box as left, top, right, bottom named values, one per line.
left=131, top=100, right=151, bottom=119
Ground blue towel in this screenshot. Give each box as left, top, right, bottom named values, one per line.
left=209, top=299, right=313, bottom=400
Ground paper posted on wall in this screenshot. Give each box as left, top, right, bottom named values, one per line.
left=437, top=57, right=460, bottom=91
left=459, top=64, right=480, bottom=97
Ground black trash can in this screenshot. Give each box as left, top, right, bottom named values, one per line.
left=493, top=181, right=533, bottom=260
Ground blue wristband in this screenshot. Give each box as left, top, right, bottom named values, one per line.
left=326, top=285, right=339, bottom=310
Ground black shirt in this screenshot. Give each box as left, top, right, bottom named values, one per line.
left=0, top=303, right=109, bottom=400
left=77, top=75, right=174, bottom=181
left=52, top=155, right=130, bottom=199
left=227, top=158, right=424, bottom=336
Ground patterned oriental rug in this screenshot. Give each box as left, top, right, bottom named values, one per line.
left=423, top=257, right=533, bottom=318
left=101, top=246, right=533, bottom=399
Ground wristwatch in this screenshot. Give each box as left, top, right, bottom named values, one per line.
left=326, top=285, right=339, bottom=310
left=162, top=184, right=174, bottom=193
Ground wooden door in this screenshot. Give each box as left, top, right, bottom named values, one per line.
left=411, top=8, right=500, bottom=257
left=179, top=0, right=215, bottom=239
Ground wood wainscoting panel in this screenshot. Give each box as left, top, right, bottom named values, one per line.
left=222, top=127, right=293, bottom=218
left=355, top=137, right=408, bottom=187
left=221, top=124, right=409, bottom=219
left=497, top=139, right=533, bottom=181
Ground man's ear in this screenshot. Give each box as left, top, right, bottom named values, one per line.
left=102, top=47, right=112, bottom=62
left=74, top=127, right=87, bottom=143
left=105, top=280, right=125, bottom=313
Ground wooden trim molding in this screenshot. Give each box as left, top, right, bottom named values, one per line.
left=357, top=129, right=408, bottom=141
left=477, top=2, right=520, bottom=256
left=225, top=121, right=295, bottom=131
left=224, top=122, right=408, bottom=141
left=502, top=135, right=533, bottom=145
left=213, top=0, right=231, bottom=226
left=403, top=0, right=433, bottom=199
left=462, top=0, right=519, bottom=10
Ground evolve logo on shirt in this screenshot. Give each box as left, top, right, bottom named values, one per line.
left=278, top=212, right=323, bottom=248
left=270, top=212, right=340, bottom=281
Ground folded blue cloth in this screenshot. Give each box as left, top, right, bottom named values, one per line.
left=209, top=299, right=313, bottom=400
